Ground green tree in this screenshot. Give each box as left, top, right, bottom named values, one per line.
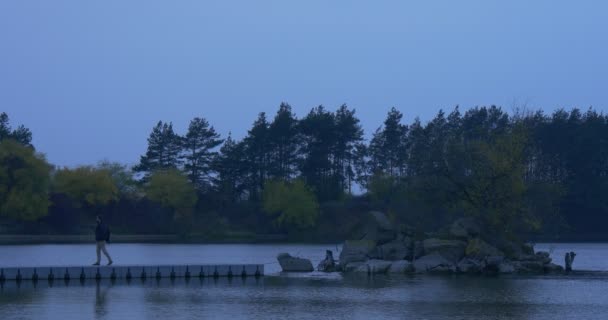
left=0, top=139, right=51, bottom=221
left=242, top=113, right=270, bottom=200
left=182, top=117, right=223, bottom=189
left=135, top=121, right=182, bottom=177
left=214, top=134, right=248, bottom=202
left=268, top=103, right=300, bottom=180
left=145, top=169, right=197, bottom=219
left=0, top=112, right=33, bottom=147
left=333, top=104, right=364, bottom=193
left=97, top=160, right=139, bottom=199
left=368, top=108, right=408, bottom=179
left=263, top=179, right=319, bottom=229
left=53, top=166, right=118, bottom=208
left=299, top=106, right=337, bottom=200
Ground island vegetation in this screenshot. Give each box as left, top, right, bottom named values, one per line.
left=0, top=104, right=607, bottom=243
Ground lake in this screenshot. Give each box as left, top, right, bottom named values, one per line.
left=1, top=243, right=607, bottom=319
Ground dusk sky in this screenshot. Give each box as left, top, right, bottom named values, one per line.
left=1, top=0, right=606, bottom=167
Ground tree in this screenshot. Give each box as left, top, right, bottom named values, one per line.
left=242, top=113, right=270, bottom=200
left=299, top=106, right=337, bottom=200
left=333, top=104, right=364, bottom=193
left=263, top=179, right=319, bottom=229
left=181, top=117, right=223, bottom=189
left=267, top=103, right=300, bottom=180
left=53, top=166, right=118, bottom=208
left=0, top=139, right=51, bottom=221
left=368, top=108, right=408, bottom=179
left=145, top=169, right=197, bottom=219
left=135, top=121, right=181, bottom=177
left=214, top=134, right=248, bottom=202
left=97, top=160, right=139, bottom=199
left=0, top=112, right=33, bottom=147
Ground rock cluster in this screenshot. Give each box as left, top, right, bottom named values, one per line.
left=337, top=212, right=564, bottom=275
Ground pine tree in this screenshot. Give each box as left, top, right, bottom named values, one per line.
left=182, top=117, right=223, bottom=189
left=214, top=134, right=248, bottom=202
left=135, top=121, right=181, bottom=177
left=0, top=112, right=33, bottom=147
left=242, top=113, right=270, bottom=200
left=267, top=103, right=300, bottom=180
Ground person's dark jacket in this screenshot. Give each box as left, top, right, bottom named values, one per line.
left=95, top=223, right=111, bottom=242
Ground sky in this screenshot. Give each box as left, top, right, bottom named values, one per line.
left=0, top=0, right=606, bottom=167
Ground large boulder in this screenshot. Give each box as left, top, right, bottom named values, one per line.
left=457, top=258, right=482, bottom=273
left=388, top=260, right=414, bottom=274
left=450, top=217, right=481, bottom=238
left=339, top=240, right=376, bottom=265
left=353, top=260, right=392, bottom=274
left=342, top=261, right=366, bottom=272
left=544, top=263, right=564, bottom=274
left=423, top=238, right=467, bottom=262
left=373, top=240, right=411, bottom=261
left=465, top=238, right=504, bottom=260
left=413, top=253, right=455, bottom=273
left=498, top=261, right=516, bottom=274
left=277, top=253, right=314, bottom=272
left=362, top=211, right=396, bottom=245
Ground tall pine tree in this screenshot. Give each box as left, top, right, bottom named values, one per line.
left=181, top=117, right=223, bottom=189
left=135, top=121, right=181, bottom=177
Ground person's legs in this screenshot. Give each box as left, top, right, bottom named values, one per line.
left=100, top=241, right=113, bottom=264
left=94, top=241, right=101, bottom=265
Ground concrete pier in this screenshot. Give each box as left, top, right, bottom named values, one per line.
left=0, top=264, right=264, bottom=282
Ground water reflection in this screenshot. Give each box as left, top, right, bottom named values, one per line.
left=95, top=281, right=110, bottom=319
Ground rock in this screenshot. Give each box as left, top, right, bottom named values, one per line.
left=535, top=251, right=552, bottom=264
left=465, top=238, right=504, bottom=260
left=516, top=260, right=545, bottom=273
left=457, top=258, right=482, bottom=273
left=369, top=211, right=394, bottom=231
left=413, top=253, right=455, bottom=273
left=362, top=211, right=396, bottom=245
left=353, top=260, right=392, bottom=274
left=482, top=255, right=505, bottom=273
left=498, top=261, right=516, bottom=274
left=388, top=260, right=414, bottom=274
left=317, top=250, right=337, bottom=272
left=413, top=241, right=425, bottom=259
left=423, top=238, right=467, bottom=262
left=450, top=217, right=481, bottom=238
left=544, top=263, right=564, bottom=274
left=277, top=253, right=314, bottom=272
left=342, top=261, right=366, bottom=272
left=339, top=240, right=376, bottom=265
left=374, top=240, right=410, bottom=261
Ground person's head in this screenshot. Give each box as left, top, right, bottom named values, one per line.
left=96, top=215, right=102, bottom=224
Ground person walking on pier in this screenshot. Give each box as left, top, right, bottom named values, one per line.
left=93, top=215, right=113, bottom=266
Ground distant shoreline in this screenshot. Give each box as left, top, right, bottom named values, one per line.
left=0, top=234, right=606, bottom=245
left=0, top=234, right=294, bottom=245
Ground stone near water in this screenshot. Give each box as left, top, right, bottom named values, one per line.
left=449, top=217, right=481, bottom=238
left=277, top=253, right=314, bottom=272
left=353, top=260, right=392, bottom=274
left=388, top=260, right=414, bottom=274
left=465, top=238, right=504, bottom=260
left=423, top=238, right=467, bottom=262
left=413, top=252, right=454, bottom=273
left=339, top=240, right=376, bottom=266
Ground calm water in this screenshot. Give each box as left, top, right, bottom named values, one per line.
left=1, top=243, right=607, bottom=320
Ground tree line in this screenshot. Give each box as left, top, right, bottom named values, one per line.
left=0, top=104, right=607, bottom=241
